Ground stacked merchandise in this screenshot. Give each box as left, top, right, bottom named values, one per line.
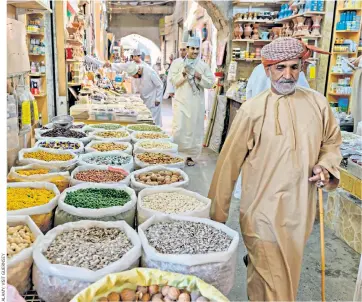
left=7, top=117, right=238, bottom=302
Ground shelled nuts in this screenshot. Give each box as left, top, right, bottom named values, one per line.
left=7, top=225, right=35, bottom=258
left=74, top=170, right=127, bottom=183
left=135, top=170, right=184, bottom=186
left=135, top=133, right=169, bottom=140
left=136, top=153, right=183, bottom=165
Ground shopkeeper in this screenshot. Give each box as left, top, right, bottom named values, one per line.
left=208, top=37, right=342, bottom=301
left=126, top=62, right=164, bottom=126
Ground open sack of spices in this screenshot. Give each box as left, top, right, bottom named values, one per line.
left=8, top=164, right=70, bottom=193
left=79, top=151, right=134, bottom=172
left=135, top=152, right=185, bottom=170
left=35, top=128, right=91, bottom=145
left=85, top=140, right=133, bottom=155
left=137, top=188, right=211, bottom=225
left=133, top=140, right=178, bottom=155
left=18, top=147, right=78, bottom=171
left=126, top=124, right=163, bottom=133
left=70, top=268, right=229, bottom=302
left=7, top=182, right=60, bottom=233
left=91, top=130, right=131, bottom=143
left=70, top=165, right=131, bottom=187
left=34, top=138, right=85, bottom=154
left=138, top=215, right=239, bottom=295
left=84, top=123, right=125, bottom=131
left=131, top=131, right=173, bottom=144
left=7, top=215, right=43, bottom=295
left=54, top=183, right=137, bottom=227
left=33, top=220, right=142, bottom=302
left=130, top=166, right=189, bottom=193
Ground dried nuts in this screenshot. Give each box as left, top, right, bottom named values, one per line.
left=74, top=169, right=127, bottom=183
left=7, top=225, right=35, bottom=258
left=139, top=141, right=173, bottom=150
left=136, top=153, right=183, bottom=165
left=135, top=132, right=170, bottom=140
left=128, top=125, right=162, bottom=132
left=96, top=131, right=129, bottom=138
left=135, top=170, right=184, bottom=186
left=91, top=124, right=123, bottom=130
left=91, top=142, right=128, bottom=152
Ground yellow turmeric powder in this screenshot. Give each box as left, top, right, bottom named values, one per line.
left=16, top=169, right=50, bottom=176
left=23, top=151, right=74, bottom=162
left=7, top=187, right=55, bottom=211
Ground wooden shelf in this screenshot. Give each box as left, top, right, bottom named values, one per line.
left=233, top=0, right=283, bottom=7
left=330, top=73, right=354, bottom=76
left=29, top=73, right=46, bottom=77
left=66, top=59, right=84, bottom=63
left=68, top=82, right=82, bottom=86
left=7, top=0, right=52, bottom=12
left=235, top=58, right=262, bottom=62
left=232, top=39, right=272, bottom=42
left=29, top=53, right=45, bottom=56
left=336, top=30, right=360, bottom=33
left=66, top=39, right=83, bottom=46
left=33, top=93, right=47, bottom=97
left=234, top=19, right=276, bottom=24
left=338, top=8, right=362, bottom=11
left=275, top=11, right=326, bottom=23
left=332, top=51, right=357, bottom=55
left=26, top=31, right=44, bottom=36
left=328, top=92, right=351, bottom=96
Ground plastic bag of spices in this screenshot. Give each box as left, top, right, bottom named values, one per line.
left=137, top=188, right=211, bottom=225
left=8, top=164, right=70, bottom=193
left=70, top=268, right=229, bottom=302
left=130, top=165, right=189, bottom=194
left=138, top=215, right=239, bottom=296
left=85, top=140, right=133, bottom=155
left=7, top=182, right=60, bottom=233
left=33, top=220, right=142, bottom=302
left=7, top=215, right=43, bottom=295
left=34, top=138, right=85, bottom=154
left=54, top=183, right=137, bottom=227
left=18, top=147, right=78, bottom=171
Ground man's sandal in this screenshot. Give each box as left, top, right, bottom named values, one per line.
left=186, top=158, right=195, bottom=166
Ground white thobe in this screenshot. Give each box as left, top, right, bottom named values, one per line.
left=111, top=61, right=143, bottom=94
left=163, top=58, right=184, bottom=99
left=170, top=58, right=215, bottom=158
left=246, top=63, right=310, bottom=99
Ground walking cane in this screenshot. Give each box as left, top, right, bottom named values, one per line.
left=318, top=172, right=326, bottom=302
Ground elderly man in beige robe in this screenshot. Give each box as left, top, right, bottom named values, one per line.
left=208, top=37, right=342, bottom=301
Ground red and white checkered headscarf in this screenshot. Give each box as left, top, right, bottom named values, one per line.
left=261, top=37, right=329, bottom=67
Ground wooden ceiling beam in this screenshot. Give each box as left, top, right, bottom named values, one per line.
left=108, top=5, right=174, bottom=15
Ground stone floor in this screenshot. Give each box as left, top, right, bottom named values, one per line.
left=161, top=99, right=360, bottom=301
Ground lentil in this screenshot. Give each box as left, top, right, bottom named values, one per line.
left=135, top=132, right=169, bottom=140
left=128, top=124, right=162, bottom=132
left=7, top=225, right=35, bottom=258
left=75, top=170, right=127, bottom=183
left=136, top=153, right=184, bottom=165
left=91, top=124, right=122, bottom=130
left=7, top=187, right=55, bottom=211
left=96, top=131, right=129, bottom=138
left=142, top=192, right=204, bottom=214
left=43, top=227, right=132, bottom=271
left=91, top=142, right=128, bottom=152
left=139, top=141, right=173, bottom=150
left=64, top=188, right=131, bottom=209
left=83, top=154, right=131, bottom=166
left=38, top=141, right=81, bottom=151
left=145, top=221, right=232, bottom=254
left=23, top=150, right=74, bottom=162
left=41, top=128, right=87, bottom=138
left=16, top=168, right=50, bottom=176
left=135, top=170, right=184, bottom=185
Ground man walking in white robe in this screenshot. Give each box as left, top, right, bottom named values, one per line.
left=169, top=37, right=215, bottom=166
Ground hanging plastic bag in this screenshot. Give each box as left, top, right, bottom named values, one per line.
left=18, top=147, right=78, bottom=171
left=54, top=183, right=137, bottom=227
left=70, top=165, right=131, bottom=187
left=138, top=215, right=239, bottom=295
left=134, top=152, right=185, bottom=170
left=33, top=220, right=142, bottom=302
left=131, top=131, right=173, bottom=144
left=133, top=140, right=178, bottom=155
left=85, top=140, right=132, bottom=155
left=91, top=129, right=131, bottom=142
left=8, top=164, right=70, bottom=193
left=7, top=284, right=26, bottom=302
left=70, top=268, right=229, bottom=302
left=34, top=138, right=85, bottom=154
left=130, top=165, right=189, bottom=194
left=7, top=215, right=43, bottom=295
left=78, top=151, right=134, bottom=172
left=7, top=182, right=60, bottom=233
left=137, top=187, right=211, bottom=225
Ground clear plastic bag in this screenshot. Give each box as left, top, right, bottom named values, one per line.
left=7, top=284, right=26, bottom=302
left=137, top=187, right=211, bottom=225
left=133, top=140, right=178, bottom=155
left=33, top=220, right=142, bottom=302
left=85, top=140, right=133, bottom=155
left=7, top=215, right=44, bottom=295
left=34, top=138, right=85, bottom=154
left=138, top=215, right=239, bottom=295
left=134, top=152, right=185, bottom=170
left=130, top=165, right=189, bottom=194
left=54, top=183, right=137, bottom=227
left=78, top=151, right=134, bottom=172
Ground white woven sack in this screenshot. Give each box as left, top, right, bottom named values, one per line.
left=54, top=183, right=136, bottom=227
left=18, top=148, right=78, bottom=170
left=85, top=140, right=133, bottom=155
left=70, top=165, right=131, bottom=187
left=35, top=129, right=91, bottom=145
left=126, top=124, right=164, bottom=134
left=130, top=165, right=189, bottom=193
left=33, top=220, right=141, bottom=302
left=134, top=152, right=185, bottom=170
left=7, top=215, right=43, bottom=295
left=131, top=131, right=173, bottom=144
left=137, top=188, right=211, bottom=225
left=7, top=182, right=60, bottom=216
left=138, top=215, right=239, bottom=295
left=133, top=140, right=178, bottom=155
left=34, top=138, right=85, bottom=154
left=78, top=151, right=134, bottom=172
left=8, top=164, right=70, bottom=182
left=91, top=129, right=131, bottom=143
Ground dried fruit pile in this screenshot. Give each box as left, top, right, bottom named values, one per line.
left=136, top=153, right=183, bottom=165
left=38, top=140, right=81, bottom=151
left=135, top=170, right=184, bottom=186
left=74, top=169, right=127, bottom=183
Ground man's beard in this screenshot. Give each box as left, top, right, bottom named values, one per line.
left=271, top=78, right=296, bottom=95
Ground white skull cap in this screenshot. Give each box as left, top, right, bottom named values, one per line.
left=127, top=62, right=139, bottom=76
left=187, top=37, right=200, bottom=48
